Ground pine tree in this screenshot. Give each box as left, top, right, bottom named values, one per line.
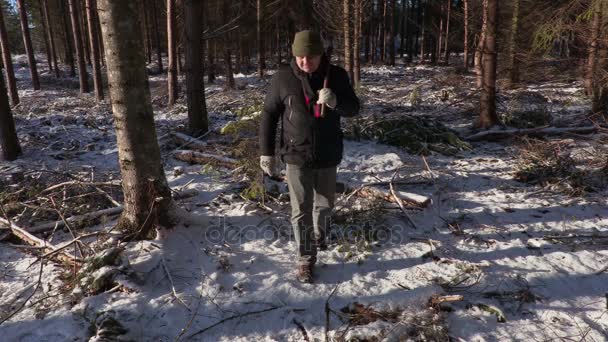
left=97, top=0, right=177, bottom=239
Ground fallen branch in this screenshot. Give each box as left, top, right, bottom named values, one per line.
left=429, top=294, right=464, bottom=306
left=29, top=189, right=198, bottom=234
left=42, top=180, right=121, bottom=193
left=358, top=186, right=431, bottom=208
left=389, top=172, right=419, bottom=229
left=187, top=306, right=281, bottom=338
left=465, top=126, right=598, bottom=142
left=29, top=206, right=123, bottom=234
left=172, top=150, right=237, bottom=167
left=0, top=214, right=82, bottom=265
left=171, top=132, right=210, bottom=152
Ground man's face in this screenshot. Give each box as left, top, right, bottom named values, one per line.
left=295, top=55, right=321, bottom=73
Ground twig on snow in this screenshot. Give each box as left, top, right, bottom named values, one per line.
left=325, top=282, right=341, bottom=342
left=160, top=255, right=191, bottom=312
left=0, top=260, right=44, bottom=326
left=187, top=306, right=281, bottom=339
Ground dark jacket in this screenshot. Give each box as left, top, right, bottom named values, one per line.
left=259, top=56, right=360, bottom=168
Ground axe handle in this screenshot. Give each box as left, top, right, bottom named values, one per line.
left=320, top=64, right=330, bottom=117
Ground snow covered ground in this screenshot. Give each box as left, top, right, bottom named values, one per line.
left=1, top=56, right=608, bottom=341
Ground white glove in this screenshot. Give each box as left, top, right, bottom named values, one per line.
left=260, top=155, right=277, bottom=177
left=317, top=88, right=337, bottom=109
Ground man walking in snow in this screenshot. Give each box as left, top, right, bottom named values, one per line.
left=259, top=30, right=360, bottom=283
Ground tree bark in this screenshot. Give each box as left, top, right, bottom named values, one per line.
left=81, top=0, right=91, bottom=66
left=61, top=0, right=76, bottom=77
left=167, top=0, right=178, bottom=106
left=443, top=0, right=451, bottom=64
left=0, top=7, right=19, bottom=106
left=436, top=2, right=444, bottom=64
left=506, top=0, right=520, bottom=87
left=221, top=1, right=234, bottom=90
left=42, top=0, right=60, bottom=78
left=419, top=0, right=427, bottom=63
left=344, top=0, right=353, bottom=81
left=388, top=0, right=395, bottom=66
left=353, top=0, right=361, bottom=87
left=38, top=3, right=53, bottom=72
left=0, top=64, right=20, bottom=160
left=151, top=0, right=163, bottom=73
left=400, top=0, right=406, bottom=59
left=184, top=0, right=207, bottom=135
left=381, top=0, right=387, bottom=63
left=478, top=0, right=498, bottom=129
left=463, top=0, right=469, bottom=71
left=86, top=0, right=104, bottom=101
left=475, top=0, right=488, bottom=88
left=257, top=0, right=265, bottom=79
left=16, top=0, right=41, bottom=90
left=69, top=0, right=90, bottom=94
left=142, top=0, right=152, bottom=64
left=97, top=0, right=176, bottom=239
left=207, top=39, right=215, bottom=83
left=585, top=0, right=601, bottom=96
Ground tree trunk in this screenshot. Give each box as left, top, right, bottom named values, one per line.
left=419, top=0, right=427, bottom=63
left=388, top=0, right=395, bottom=66
left=0, top=71, right=20, bottom=161
left=400, top=0, right=406, bottom=59
left=506, top=0, right=520, bottom=87
left=42, top=0, right=60, bottom=78
left=184, top=0, right=207, bottom=135
left=223, top=9, right=235, bottom=89
left=344, top=0, right=353, bottom=81
left=257, top=0, right=265, bottom=79
left=475, top=0, right=488, bottom=88
left=167, top=0, right=178, bottom=106
left=69, top=0, right=90, bottom=94
left=370, top=1, right=376, bottom=64
left=585, top=0, right=601, bottom=96
left=436, top=2, right=444, bottom=64
left=463, top=0, right=469, bottom=71
left=86, top=0, right=104, bottom=101
left=97, top=0, right=176, bottom=239
left=443, top=0, right=451, bottom=64
left=0, top=7, right=19, bottom=106
left=38, top=3, right=53, bottom=72
left=275, top=19, right=281, bottom=66
left=16, top=0, right=41, bottom=90
left=62, top=0, right=76, bottom=77
left=478, top=0, right=498, bottom=129
left=143, top=0, right=152, bottom=64
left=81, top=0, right=91, bottom=66
left=207, top=39, right=215, bottom=83
left=152, top=0, right=163, bottom=73
left=381, top=0, right=387, bottom=63
left=353, top=0, right=361, bottom=87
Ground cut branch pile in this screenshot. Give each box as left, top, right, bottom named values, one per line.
left=352, top=115, right=472, bottom=156
left=514, top=138, right=608, bottom=196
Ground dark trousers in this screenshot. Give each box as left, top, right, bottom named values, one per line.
left=286, top=163, right=337, bottom=264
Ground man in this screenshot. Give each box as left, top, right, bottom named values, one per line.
left=259, top=30, right=360, bottom=283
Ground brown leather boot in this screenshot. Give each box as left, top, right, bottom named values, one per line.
left=296, top=261, right=314, bottom=283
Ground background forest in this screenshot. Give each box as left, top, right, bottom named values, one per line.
left=0, top=0, right=607, bottom=341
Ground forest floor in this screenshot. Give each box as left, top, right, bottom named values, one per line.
left=1, top=55, right=608, bottom=341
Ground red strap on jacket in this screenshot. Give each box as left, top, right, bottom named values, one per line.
left=304, top=94, right=321, bottom=118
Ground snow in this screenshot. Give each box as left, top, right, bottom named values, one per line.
left=1, top=56, right=608, bottom=341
